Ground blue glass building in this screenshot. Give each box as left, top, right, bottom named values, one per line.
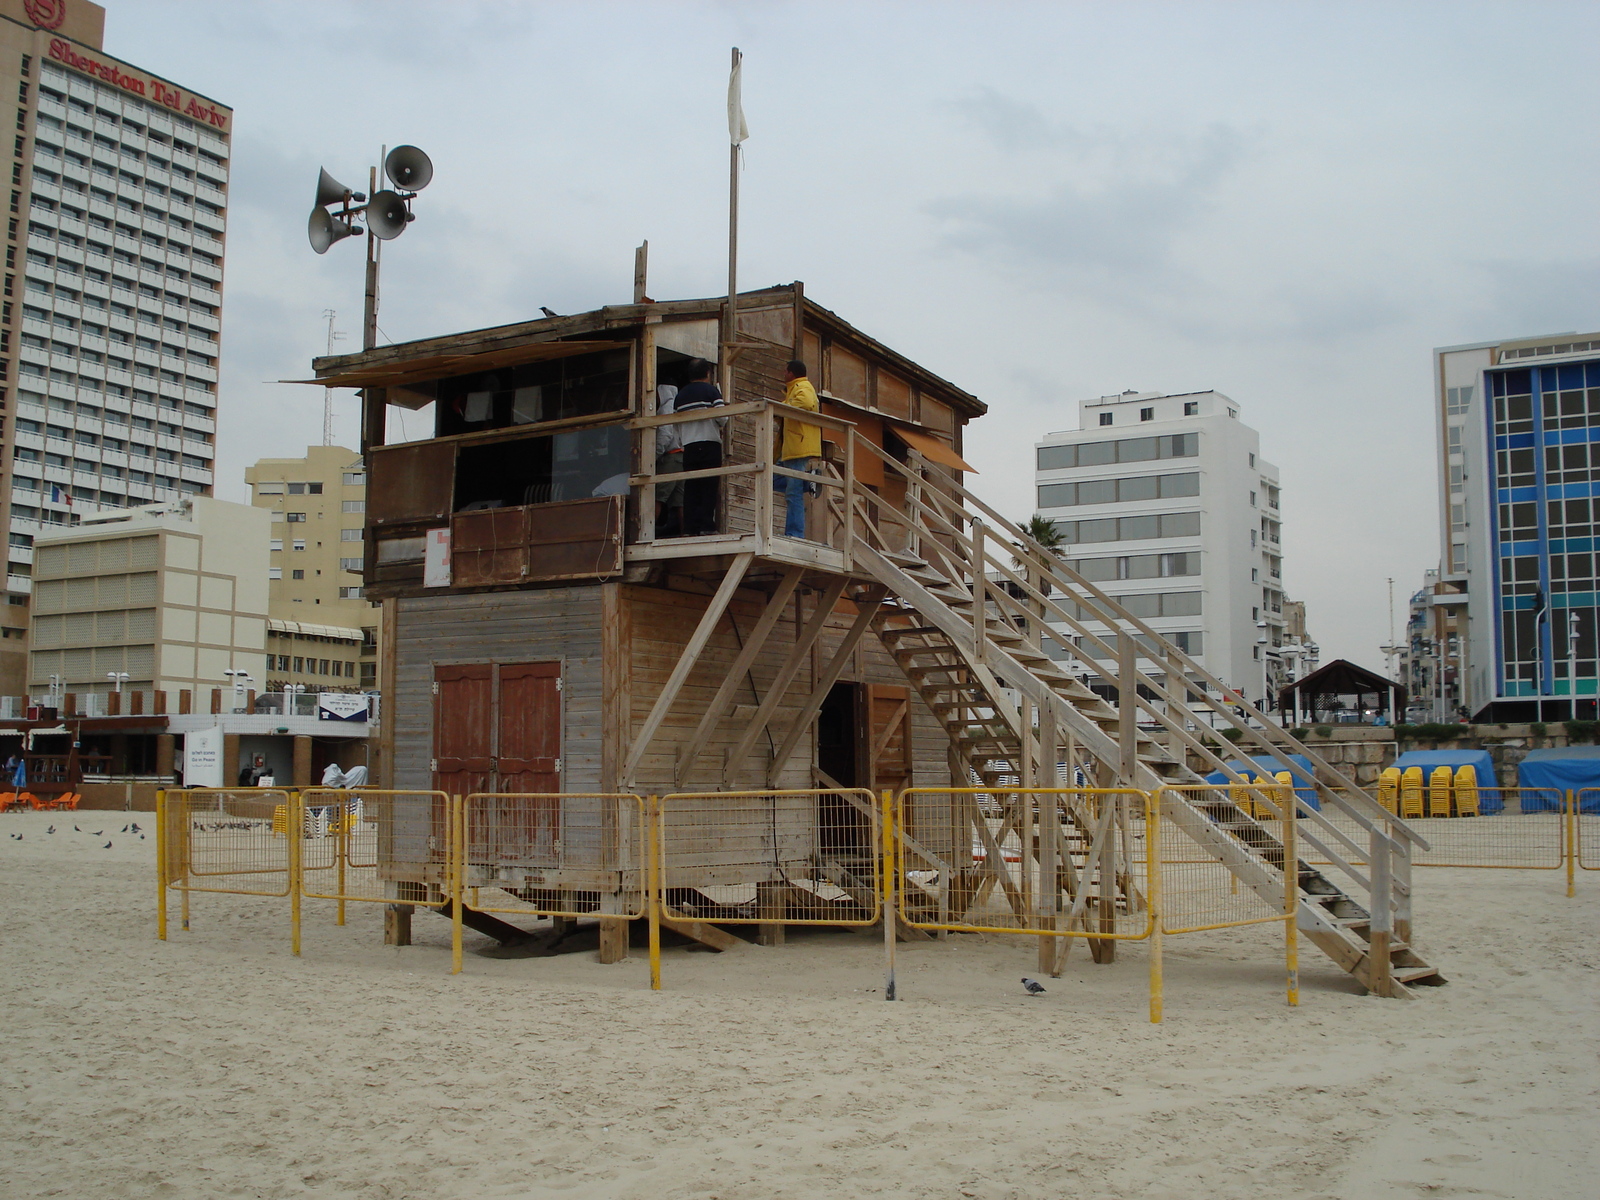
left=1438, top=333, right=1600, bottom=722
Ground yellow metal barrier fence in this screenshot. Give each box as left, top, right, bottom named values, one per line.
left=657, top=790, right=881, bottom=926
left=1301, top=787, right=1568, bottom=871
left=893, top=787, right=1153, bottom=941
left=1154, top=785, right=1299, bottom=1017
left=1156, top=785, right=1297, bottom=934
left=157, top=788, right=299, bottom=947
left=298, top=789, right=459, bottom=968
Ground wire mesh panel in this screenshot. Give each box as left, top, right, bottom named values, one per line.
left=461, top=794, right=647, bottom=919
left=895, top=788, right=1154, bottom=941
left=658, top=790, right=880, bottom=925
left=299, top=790, right=454, bottom=905
left=163, top=788, right=294, bottom=896
left=1157, top=786, right=1294, bottom=935
left=1406, top=788, right=1566, bottom=869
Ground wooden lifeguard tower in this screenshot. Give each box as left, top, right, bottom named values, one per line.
left=306, top=283, right=1441, bottom=995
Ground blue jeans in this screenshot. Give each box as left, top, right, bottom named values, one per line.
left=776, top=456, right=810, bottom=538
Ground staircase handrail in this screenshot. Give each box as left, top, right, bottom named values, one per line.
left=957, top=524, right=1412, bottom=865
left=848, top=431, right=1424, bottom=848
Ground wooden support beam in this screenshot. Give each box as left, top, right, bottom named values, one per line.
left=598, top=916, right=630, bottom=963
left=661, top=908, right=748, bottom=952
left=763, top=585, right=887, bottom=786
left=622, top=553, right=754, bottom=786
left=724, top=576, right=851, bottom=777
left=757, top=880, right=786, bottom=946
left=1038, top=703, right=1061, bottom=976
left=1118, top=635, right=1138, bottom=786
left=676, top=566, right=804, bottom=786
left=384, top=903, right=413, bottom=946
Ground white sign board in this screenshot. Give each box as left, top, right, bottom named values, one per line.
left=317, top=693, right=370, bottom=722
left=423, top=527, right=452, bottom=588
left=184, top=726, right=224, bottom=788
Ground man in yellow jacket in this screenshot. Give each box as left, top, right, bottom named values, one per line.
left=778, top=360, right=822, bottom=538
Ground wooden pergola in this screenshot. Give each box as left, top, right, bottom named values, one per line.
left=1279, top=658, right=1406, bottom=726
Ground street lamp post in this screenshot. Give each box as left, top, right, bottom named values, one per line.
left=1255, top=620, right=1271, bottom=719
left=106, top=671, right=129, bottom=694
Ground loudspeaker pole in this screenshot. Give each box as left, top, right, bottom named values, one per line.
left=363, top=160, right=381, bottom=350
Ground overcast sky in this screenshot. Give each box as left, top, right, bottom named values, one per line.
left=107, top=0, right=1600, bottom=667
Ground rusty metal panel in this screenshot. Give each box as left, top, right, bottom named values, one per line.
left=525, top=496, right=623, bottom=581
left=369, top=441, right=456, bottom=526
left=451, top=507, right=531, bottom=588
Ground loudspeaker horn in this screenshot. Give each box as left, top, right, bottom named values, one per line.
left=308, top=207, right=357, bottom=254
left=384, top=145, right=433, bottom=191
left=314, top=167, right=365, bottom=209
left=365, top=190, right=411, bottom=240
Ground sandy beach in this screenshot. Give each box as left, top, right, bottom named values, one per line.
left=1, top=809, right=1595, bottom=1200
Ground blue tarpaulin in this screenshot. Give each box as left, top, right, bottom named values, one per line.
left=1393, top=749, right=1503, bottom=814
left=1204, top=754, right=1321, bottom=810
left=1516, top=747, right=1600, bottom=812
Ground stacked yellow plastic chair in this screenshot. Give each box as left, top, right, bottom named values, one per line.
left=1273, top=771, right=1296, bottom=823
left=1377, top=766, right=1401, bottom=814
left=1400, top=766, right=1425, bottom=819
left=1428, top=765, right=1454, bottom=817
left=1454, top=765, right=1480, bottom=817
left=1230, top=774, right=1259, bottom=820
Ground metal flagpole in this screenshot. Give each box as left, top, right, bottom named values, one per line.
left=723, top=49, right=747, bottom=402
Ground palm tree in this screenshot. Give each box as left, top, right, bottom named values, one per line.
left=1021, top=514, right=1065, bottom=555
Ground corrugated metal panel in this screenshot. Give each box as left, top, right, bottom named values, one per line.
left=369, top=440, right=456, bottom=526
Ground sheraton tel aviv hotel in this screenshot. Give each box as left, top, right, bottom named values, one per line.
left=0, top=1, right=229, bottom=693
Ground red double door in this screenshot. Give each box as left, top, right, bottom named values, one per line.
left=433, top=661, right=563, bottom=795
left=434, top=662, right=563, bottom=868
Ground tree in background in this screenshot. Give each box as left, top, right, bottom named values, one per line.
left=1021, top=514, right=1065, bottom=555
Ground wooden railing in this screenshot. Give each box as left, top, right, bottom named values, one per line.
left=627, top=398, right=856, bottom=561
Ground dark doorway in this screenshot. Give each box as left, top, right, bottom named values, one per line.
left=818, top=682, right=860, bottom=788
left=817, top=682, right=869, bottom=857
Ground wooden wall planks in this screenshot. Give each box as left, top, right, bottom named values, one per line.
left=393, top=588, right=606, bottom=793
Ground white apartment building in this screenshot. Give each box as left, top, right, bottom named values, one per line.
left=1034, top=390, right=1287, bottom=709
left=0, top=1, right=230, bottom=694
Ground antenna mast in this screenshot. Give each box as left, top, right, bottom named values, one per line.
left=321, top=308, right=345, bottom=445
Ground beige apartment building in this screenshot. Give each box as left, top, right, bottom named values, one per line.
left=27, top=496, right=266, bottom=701
left=244, top=445, right=376, bottom=692
left=0, top=0, right=232, bottom=694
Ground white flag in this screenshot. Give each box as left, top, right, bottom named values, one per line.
left=727, top=49, right=749, bottom=145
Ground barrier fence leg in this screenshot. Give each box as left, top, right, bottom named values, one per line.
left=883, top=789, right=896, bottom=1001
left=1284, top=792, right=1299, bottom=1008
left=648, top=797, right=662, bottom=992
left=290, top=791, right=302, bottom=958
left=156, top=789, right=168, bottom=941
left=1567, top=790, right=1577, bottom=899
left=1148, top=792, right=1163, bottom=1024
left=336, top=793, right=347, bottom=928
left=451, top=795, right=464, bottom=976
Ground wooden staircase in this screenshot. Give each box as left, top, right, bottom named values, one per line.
left=844, top=471, right=1445, bottom=998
